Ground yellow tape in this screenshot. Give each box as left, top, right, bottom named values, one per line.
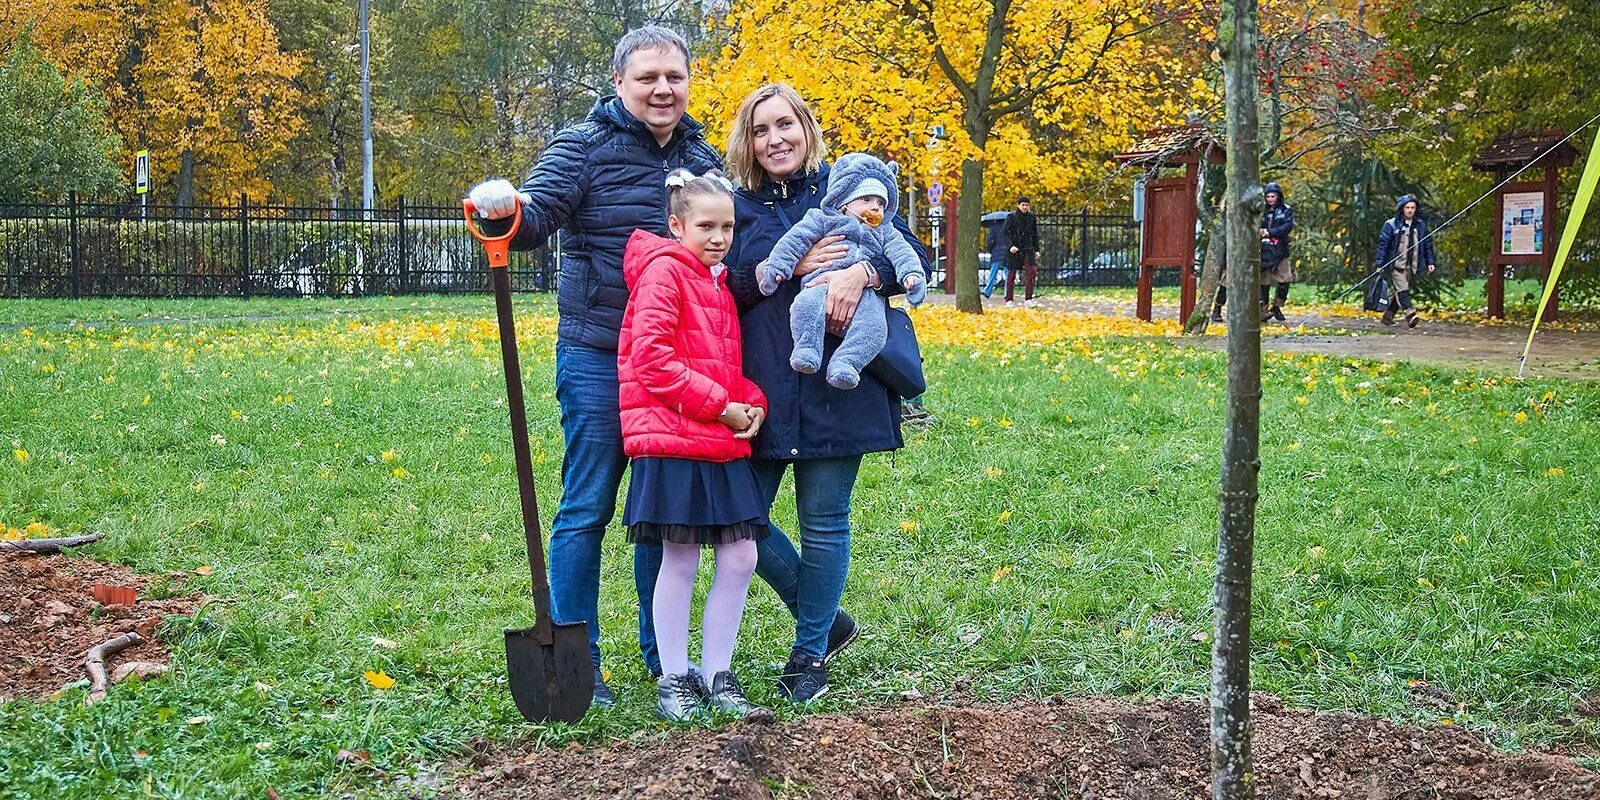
left=1520, top=128, right=1600, bottom=375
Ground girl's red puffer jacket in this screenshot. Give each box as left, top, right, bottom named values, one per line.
left=618, top=229, right=767, bottom=462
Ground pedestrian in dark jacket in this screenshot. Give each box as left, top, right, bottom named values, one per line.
left=1374, top=194, right=1437, bottom=327
left=1258, top=181, right=1295, bottom=322
left=1211, top=181, right=1294, bottom=322
left=980, top=216, right=1010, bottom=298
left=465, top=26, right=723, bottom=707
left=723, top=83, right=929, bottom=703
left=1001, top=197, right=1041, bottom=305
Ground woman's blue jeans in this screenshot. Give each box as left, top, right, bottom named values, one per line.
left=751, top=455, right=862, bottom=660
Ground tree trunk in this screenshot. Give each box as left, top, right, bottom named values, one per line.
left=1213, top=0, right=1263, bottom=798
left=176, top=149, right=196, bottom=215
left=1185, top=198, right=1227, bottom=334
left=955, top=157, right=984, bottom=313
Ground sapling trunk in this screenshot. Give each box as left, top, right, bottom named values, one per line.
left=1213, top=0, right=1264, bottom=797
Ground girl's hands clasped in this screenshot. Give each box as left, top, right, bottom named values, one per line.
left=718, top=402, right=766, bottom=440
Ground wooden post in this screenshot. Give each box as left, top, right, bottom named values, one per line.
left=943, top=194, right=959, bottom=293
left=1180, top=161, right=1199, bottom=323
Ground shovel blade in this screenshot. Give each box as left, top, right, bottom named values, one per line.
left=504, top=621, right=593, bottom=723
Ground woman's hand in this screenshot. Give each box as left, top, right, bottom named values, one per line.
left=791, top=235, right=849, bottom=279
left=733, top=406, right=766, bottom=440
left=806, top=261, right=872, bottom=335
left=719, top=402, right=754, bottom=431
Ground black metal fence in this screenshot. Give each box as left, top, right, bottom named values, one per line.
left=911, top=208, right=1144, bottom=289
left=1, top=196, right=1140, bottom=299
left=0, top=195, right=557, bottom=298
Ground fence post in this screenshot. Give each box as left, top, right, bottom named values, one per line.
left=239, top=193, right=251, bottom=298
left=69, top=192, right=81, bottom=298
left=1080, top=208, right=1089, bottom=275
left=397, top=195, right=409, bottom=294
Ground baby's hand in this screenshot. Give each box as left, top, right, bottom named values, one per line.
left=903, top=274, right=927, bottom=306
left=719, top=402, right=754, bottom=431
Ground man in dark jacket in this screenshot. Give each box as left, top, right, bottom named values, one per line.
left=1374, top=194, right=1437, bottom=327
left=466, top=26, right=722, bottom=707
left=1001, top=196, right=1041, bottom=306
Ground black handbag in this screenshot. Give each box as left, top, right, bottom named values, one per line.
left=866, top=302, right=926, bottom=399
left=1363, top=271, right=1392, bottom=313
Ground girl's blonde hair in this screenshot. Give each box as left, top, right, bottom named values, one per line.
left=665, top=169, right=734, bottom=219
left=725, top=83, right=827, bottom=189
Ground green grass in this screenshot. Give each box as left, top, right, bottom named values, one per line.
left=1, top=296, right=1597, bottom=798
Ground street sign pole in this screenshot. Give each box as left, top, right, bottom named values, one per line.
left=135, top=150, right=150, bottom=220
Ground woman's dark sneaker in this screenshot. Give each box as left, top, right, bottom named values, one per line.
left=777, top=651, right=829, bottom=703
left=591, top=667, right=616, bottom=708
left=824, top=611, right=860, bottom=663
left=1270, top=304, right=1287, bottom=322
left=656, top=672, right=707, bottom=722
left=1406, top=310, right=1420, bottom=328
left=703, top=671, right=769, bottom=719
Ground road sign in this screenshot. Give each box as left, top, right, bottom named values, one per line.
left=928, top=182, right=943, bottom=207
left=134, top=151, right=150, bottom=195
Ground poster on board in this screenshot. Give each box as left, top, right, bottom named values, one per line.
left=1501, top=191, right=1544, bottom=256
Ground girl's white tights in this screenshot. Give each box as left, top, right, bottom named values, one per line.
left=653, top=539, right=759, bottom=679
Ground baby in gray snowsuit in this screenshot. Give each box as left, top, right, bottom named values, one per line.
left=759, top=152, right=928, bottom=390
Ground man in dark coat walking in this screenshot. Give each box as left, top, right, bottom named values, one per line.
left=1374, top=194, right=1437, bottom=327
left=465, top=26, right=723, bottom=707
left=1000, top=196, right=1041, bottom=306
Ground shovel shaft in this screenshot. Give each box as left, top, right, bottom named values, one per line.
left=489, top=262, right=555, bottom=642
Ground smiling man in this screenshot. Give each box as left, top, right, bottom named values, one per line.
left=466, top=26, right=722, bottom=708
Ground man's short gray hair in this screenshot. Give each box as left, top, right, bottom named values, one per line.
left=612, top=26, right=691, bottom=76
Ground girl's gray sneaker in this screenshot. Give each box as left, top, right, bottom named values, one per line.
left=656, top=672, right=707, bottom=722
left=703, top=670, right=769, bottom=719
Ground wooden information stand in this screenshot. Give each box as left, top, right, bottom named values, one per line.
left=1115, top=127, right=1223, bottom=322
left=1471, top=131, right=1577, bottom=321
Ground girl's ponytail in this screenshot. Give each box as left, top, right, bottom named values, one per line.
left=666, top=169, right=734, bottom=218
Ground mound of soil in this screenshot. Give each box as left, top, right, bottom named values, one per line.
left=0, top=552, right=204, bottom=702
left=454, top=695, right=1598, bottom=800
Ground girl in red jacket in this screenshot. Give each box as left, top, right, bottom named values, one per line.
left=619, top=171, right=771, bottom=722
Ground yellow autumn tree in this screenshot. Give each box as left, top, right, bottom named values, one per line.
left=694, top=0, right=1207, bottom=311
left=5, top=0, right=304, bottom=205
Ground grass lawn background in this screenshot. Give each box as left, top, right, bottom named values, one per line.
left=1, top=295, right=1596, bottom=799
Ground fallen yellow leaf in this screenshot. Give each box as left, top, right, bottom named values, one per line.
left=363, top=670, right=396, bottom=690
left=194, top=565, right=214, bottom=576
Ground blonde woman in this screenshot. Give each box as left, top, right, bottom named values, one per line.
left=723, top=83, right=930, bottom=702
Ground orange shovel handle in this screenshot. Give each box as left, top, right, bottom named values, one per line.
left=462, top=197, right=523, bottom=269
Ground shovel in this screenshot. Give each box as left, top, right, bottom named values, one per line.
left=463, top=197, right=593, bottom=724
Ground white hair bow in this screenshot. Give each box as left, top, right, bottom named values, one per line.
left=665, top=169, right=734, bottom=191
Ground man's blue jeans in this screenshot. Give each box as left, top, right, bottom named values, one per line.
left=751, top=455, right=862, bottom=660
left=548, top=341, right=661, bottom=673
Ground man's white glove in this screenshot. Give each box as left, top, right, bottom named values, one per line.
left=467, top=179, right=530, bottom=220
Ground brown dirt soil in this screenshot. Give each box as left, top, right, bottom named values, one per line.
left=0, top=551, right=204, bottom=702
left=451, top=695, right=1599, bottom=800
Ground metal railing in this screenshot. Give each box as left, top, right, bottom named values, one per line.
left=911, top=209, right=1143, bottom=289
left=0, top=195, right=557, bottom=298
